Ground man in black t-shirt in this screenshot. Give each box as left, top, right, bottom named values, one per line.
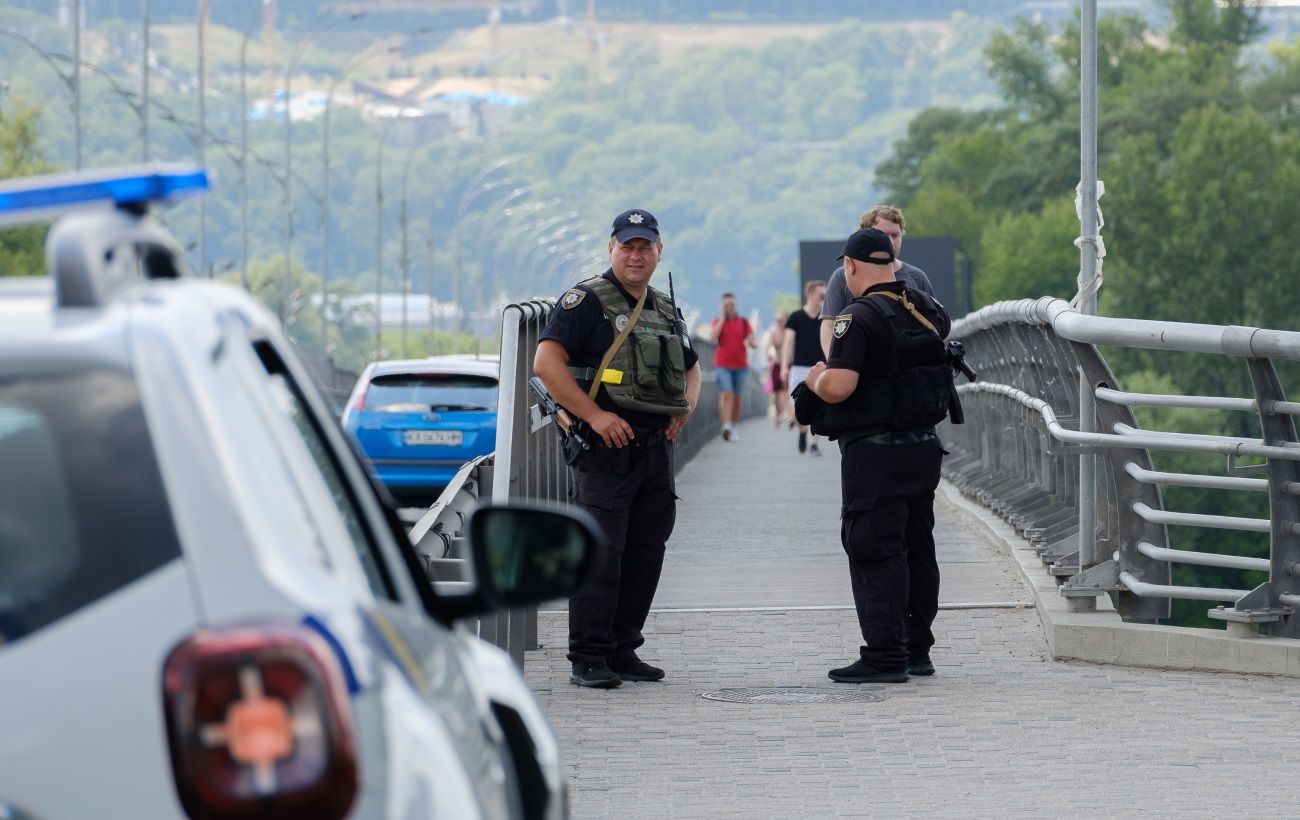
left=534, top=208, right=702, bottom=689
left=781, top=278, right=826, bottom=454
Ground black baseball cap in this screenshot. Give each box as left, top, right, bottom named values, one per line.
left=611, top=209, right=660, bottom=244
left=838, top=227, right=895, bottom=265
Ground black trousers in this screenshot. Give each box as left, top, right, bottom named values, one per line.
left=839, top=437, right=943, bottom=669
left=567, top=435, right=676, bottom=664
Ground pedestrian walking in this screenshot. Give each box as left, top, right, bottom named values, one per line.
left=781, top=279, right=826, bottom=454
left=803, top=228, right=955, bottom=683
left=705, top=292, right=755, bottom=441
left=761, top=311, right=791, bottom=427
left=534, top=208, right=702, bottom=689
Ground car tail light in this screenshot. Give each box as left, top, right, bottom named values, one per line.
left=351, top=383, right=368, bottom=413
left=162, top=623, right=359, bottom=820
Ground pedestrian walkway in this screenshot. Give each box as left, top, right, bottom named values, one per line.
left=524, top=417, right=1300, bottom=818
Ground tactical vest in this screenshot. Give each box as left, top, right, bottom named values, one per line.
left=813, top=290, right=952, bottom=439
left=568, top=276, right=690, bottom=417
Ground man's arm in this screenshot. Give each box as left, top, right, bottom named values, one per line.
left=819, top=318, right=834, bottom=360
left=744, top=320, right=757, bottom=348
left=806, top=361, right=859, bottom=404
left=780, top=329, right=795, bottom=377
left=665, top=363, right=702, bottom=441
left=533, top=339, right=634, bottom=448
left=704, top=318, right=722, bottom=343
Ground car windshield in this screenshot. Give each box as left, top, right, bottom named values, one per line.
left=366, top=373, right=498, bottom=413
left=0, top=368, right=182, bottom=646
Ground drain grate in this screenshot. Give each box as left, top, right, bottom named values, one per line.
left=701, top=687, right=887, bottom=704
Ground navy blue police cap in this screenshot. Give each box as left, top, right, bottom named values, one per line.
left=837, top=227, right=895, bottom=265
left=611, top=209, right=660, bottom=244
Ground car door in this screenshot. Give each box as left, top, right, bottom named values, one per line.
left=243, top=335, right=522, bottom=819
left=0, top=363, right=201, bottom=820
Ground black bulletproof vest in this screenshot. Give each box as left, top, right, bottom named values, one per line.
left=813, top=293, right=952, bottom=439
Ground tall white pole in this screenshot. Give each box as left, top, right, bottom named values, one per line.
left=1076, top=0, right=1100, bottom=585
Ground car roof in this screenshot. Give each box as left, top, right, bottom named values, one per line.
left=367, top=354, right=500, bottom=380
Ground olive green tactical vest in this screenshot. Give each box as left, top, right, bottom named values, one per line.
left=567, top=276, right=690, bottom=417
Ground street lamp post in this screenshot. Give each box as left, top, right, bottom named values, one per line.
left=197, top=0, right=209, bottom=275
left=451, top=154, right=527, bottom=329
left=0, top=29, right=78, bottom=167
left=141, top=0, right=149, bottom=161
left=73, top=0, right=81, bottom=169
left=322, top=39, right=406, bottom=348
left=372, top=85, right=429, bottom=360
left=469, top=185, right=544, bottom=336
left=282, top=9, right=366, bottom=324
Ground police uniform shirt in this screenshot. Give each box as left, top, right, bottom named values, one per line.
left=826, top=281, right=951, bottom=375
left=541, top=269, right=699, bottom=431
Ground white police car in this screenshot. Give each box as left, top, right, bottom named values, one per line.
left=0, top=166, right=597, bottom=819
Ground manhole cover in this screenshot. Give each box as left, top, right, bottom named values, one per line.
left=701, top=687, right=887, bottom=704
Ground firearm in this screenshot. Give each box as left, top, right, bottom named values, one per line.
left=946, top=340, right=978, bottom=383
left=667, top=270, right=690, bottom=350
left=528, top=376, right=596, bottom=465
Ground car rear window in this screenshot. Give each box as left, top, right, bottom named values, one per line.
left=0, top=368, right=182, bottom=647
left=365, top=373, right=498, bottom=413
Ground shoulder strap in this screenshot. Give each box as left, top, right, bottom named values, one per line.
left=587, top=287, right=647, bottom=400
left=865, top=290, right=940, bottom=337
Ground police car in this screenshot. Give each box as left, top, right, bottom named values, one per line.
left=0, top=166, right=597, bottom=819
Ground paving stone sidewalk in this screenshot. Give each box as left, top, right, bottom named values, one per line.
left=526, top=417, right=1300, bottom=818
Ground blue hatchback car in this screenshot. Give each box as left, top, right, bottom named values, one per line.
left=342, top=354, right=499, bottom=506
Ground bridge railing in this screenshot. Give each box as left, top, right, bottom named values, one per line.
left=412, top=298, right=764, bottom=663
left=945, top=296, right=1300, bottom=638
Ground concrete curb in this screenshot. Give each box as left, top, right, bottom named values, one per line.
left=938, top=479, right=1300, bottom=677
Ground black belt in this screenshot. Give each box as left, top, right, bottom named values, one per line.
left=625, top=427, right=667, bottom=450
left=851, top=430, right=939, bottom=446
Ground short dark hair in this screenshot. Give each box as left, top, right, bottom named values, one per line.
left=721, top=292, right=736, bottom=300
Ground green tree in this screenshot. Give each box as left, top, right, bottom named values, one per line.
left=0, top=98, right=55, bottom=277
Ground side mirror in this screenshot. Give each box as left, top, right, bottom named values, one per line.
left=468, top=502, right=605, bottom=609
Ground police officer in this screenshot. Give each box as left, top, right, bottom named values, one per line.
left=534, top=208, right=702, bottom=689
left=805, top=227, right=953, bottom=684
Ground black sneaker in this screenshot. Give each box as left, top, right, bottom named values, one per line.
left=569, top=661, right=622, bottom=688
left=809, top=442, right=821, bottom=457
left=609, top=654, right=665, bottom=682
left=907, top=656, right=936, bottom=676
left=722, top=426, right=732, bottom=442
left=827, top=659, right=908, bottom=684
left=798, top=431, right=807, bottom=453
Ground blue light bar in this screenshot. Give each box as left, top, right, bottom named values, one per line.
left=0, top=163, right=209, bottom=227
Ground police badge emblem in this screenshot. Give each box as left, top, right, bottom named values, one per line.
left=833, top=314, right=852, bottom=338
left=628, top=212, right=644, bottom=224
left=561, top=288, right=586, bottom=309
left=615, top=314, right=629, bottom=332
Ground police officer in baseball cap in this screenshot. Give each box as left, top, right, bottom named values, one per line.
left=533, top=208, right=702, bottom=688
left=802, top=227, right=955, bottom=684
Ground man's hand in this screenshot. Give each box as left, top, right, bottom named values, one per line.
left=665, top=405, right=692, bottom=441
left=806, top=361, right=828, bottom=392
left=589, top=409, right=635, bottom=448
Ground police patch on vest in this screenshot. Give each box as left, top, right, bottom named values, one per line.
left=615, top=314, right=629, bottom=332
left=561, top=288, right=586, bottom=309
left=833, top=314, right=853, bottom=338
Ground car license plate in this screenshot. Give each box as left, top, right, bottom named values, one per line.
left=403, top=429, right=463, bottom=446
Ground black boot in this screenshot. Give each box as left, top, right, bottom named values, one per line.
left=569, top=661, right=622, bottom=688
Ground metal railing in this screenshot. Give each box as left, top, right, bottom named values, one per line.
left=411, top=298, right=764, bottom=664
left=944, top=296, right=1300, bottom=637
